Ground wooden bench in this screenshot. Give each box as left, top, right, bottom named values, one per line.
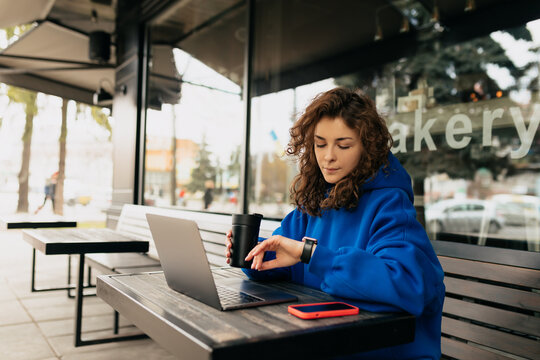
left=433, top=241, right=540, bottom=360
left=87, top=204, right=281, bottom=276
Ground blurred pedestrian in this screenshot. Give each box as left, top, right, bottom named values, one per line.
left=204, top=180, right=214, bottom=210
left=35, top=172, right=58, bottom=214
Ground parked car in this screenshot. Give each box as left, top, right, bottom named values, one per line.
left=425, top=198, right=504, bottom=234
left=490, top=194, right=540, bottom=226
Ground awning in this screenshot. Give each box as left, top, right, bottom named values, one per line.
left=148, top=44, right=182, bottom=109
left=0, top=0, right=55, bottom=28
left=0, top=20, right=181, bottom=106
left=0, top=21, right=115, bottom=105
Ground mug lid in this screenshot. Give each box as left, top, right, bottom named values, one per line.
left=232, top=213, right=263, bottom=226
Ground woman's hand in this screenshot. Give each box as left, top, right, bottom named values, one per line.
left=245, top=235, right=304, bottom=271
left=225, top=230, right=233, bottom=265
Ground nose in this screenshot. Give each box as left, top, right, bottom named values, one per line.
left=324, top=146, right=336, bottom=162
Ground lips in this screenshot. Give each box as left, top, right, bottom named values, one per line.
left=324, top=168, right=339, bottom=174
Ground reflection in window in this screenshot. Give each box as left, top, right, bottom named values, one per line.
left=144, top=3, right=245, bottom=214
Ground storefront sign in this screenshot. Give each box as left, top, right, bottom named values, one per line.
left=390, top=102, right=540, bottom=159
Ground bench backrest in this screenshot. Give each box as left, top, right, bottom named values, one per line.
left=116, top=205, right=281, bottom=267
left=433, top=241, right=540, bottom=360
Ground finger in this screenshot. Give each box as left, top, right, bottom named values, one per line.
left=249, top=238, right=276, bottom=257
left=259, top=259, right=280, bottom=271
left=245, top=243, right=263, bottom=260
left=252, top=252, right=265, bottom=270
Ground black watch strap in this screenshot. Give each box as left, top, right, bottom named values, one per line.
left=301, top=237, right=317, bottom=264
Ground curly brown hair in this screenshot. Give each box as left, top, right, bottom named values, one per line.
left=287, top=87, right=393, bottom=216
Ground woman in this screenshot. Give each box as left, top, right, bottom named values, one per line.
left=226, top=87, right=445, bottom=359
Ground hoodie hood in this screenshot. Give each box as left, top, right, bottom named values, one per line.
left=362, top=153, right=414, bottom=202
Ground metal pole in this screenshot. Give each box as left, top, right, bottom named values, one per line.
left=239, top=0, right=255, bottom=214
left=31, top=248, right=37, bottom=292
left=74, top=254, right=85, bottom=347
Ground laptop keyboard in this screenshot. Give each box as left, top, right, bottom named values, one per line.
left=216, top=285, right=263, bottom=306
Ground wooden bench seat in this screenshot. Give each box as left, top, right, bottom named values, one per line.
left=87, top=204, right=281, bottom=275
left=433, top=241, right=540, bottom=360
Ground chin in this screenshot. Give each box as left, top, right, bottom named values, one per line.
left=323, top=175, right=342, bottom=184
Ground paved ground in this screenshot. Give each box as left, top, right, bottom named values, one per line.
left=0, top=229, right=177, bottom=360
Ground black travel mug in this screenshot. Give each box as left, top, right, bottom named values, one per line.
left=230, top=213, right=263, bottom=268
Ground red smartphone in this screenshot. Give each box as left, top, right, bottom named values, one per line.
left=288, top=301, right=359, bottom=319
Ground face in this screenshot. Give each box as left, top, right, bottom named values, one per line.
left=314, top=116, right=363, bottom=184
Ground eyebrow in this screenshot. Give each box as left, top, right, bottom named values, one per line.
left=314, top=135, right=354, bottom=141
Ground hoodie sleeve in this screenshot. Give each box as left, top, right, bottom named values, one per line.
left=242, top=209, right=309, bottom=281
left=308, top=189, right=444, bottom=316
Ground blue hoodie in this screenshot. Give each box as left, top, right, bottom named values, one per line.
left=243, top=153, right=445, bottom=359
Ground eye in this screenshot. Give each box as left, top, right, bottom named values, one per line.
left=315, top=144, right=326, bottom=148
left=338, top=145, right=351, bottom=149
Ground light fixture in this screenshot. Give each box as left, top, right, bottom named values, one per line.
left=89, top=31, right=111, bottom=63
left=93, top=79, right=114, bottom=106
left=400, top=17, right=410, bottom=33
left=374, top=10, right=383, bottom=41
left=431, top=0, right=440, bottom=22
left=465, top=0, right=475, bottom=12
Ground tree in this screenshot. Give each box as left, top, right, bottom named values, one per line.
left=335, top=25, right=533, bottom=181
left=187, top=136, right=216, bottom=193
left=2, top=25, right=37, bottom=212
left=53, top=102, right=111, bottom=215
left=6, top=86, right=38, bottom=212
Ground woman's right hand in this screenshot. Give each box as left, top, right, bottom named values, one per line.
left=225, top=229, right=233, bottom=265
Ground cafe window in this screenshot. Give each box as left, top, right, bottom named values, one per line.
left=248, top=0, right=540, bottom=251
left=144, top=1, right=246, bottom=213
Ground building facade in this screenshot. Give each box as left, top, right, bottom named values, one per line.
left=111, top=0, right=540, bottom=252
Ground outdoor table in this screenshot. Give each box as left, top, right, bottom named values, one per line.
left=1, top=214, right=76, bottom=230
left=22, top=228, right=149, bottom=346
left=97, top=268, right=415, bottom=359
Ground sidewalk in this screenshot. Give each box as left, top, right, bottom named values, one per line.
left=0, top=229, right=176, bottom=360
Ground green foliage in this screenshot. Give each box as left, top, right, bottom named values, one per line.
left=90, top=106, right=112, bottom=140
left=227, top=145, right=241, bottom=178
left=3, top=24, right=33, bottom=49
left=335, top=26, right=533, bottom=181
left=7, top=86, right=38, bottom=115
left=187, top=136, right=216, bottom=193
left=6, top=86, right=37, bottom=142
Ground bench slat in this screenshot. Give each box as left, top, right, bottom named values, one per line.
left=87, top=253, right=159, bottom=270
left=207, top=253, right=227, bottom=268
left=203, top=242, right=226, bottom=256
left=442, top=316, right=540, bottom=359
left=432, top=241, right=540, bottom=270
left=116, top=265, right=162, bottom=274
left=439, top=256, right=540, bottom=289
left=441, top=336, right=514, bottom=360
left=444, top=277, right=540, bottom=312
left=443, top=297, right=540, bottom=337
left=200, top=230, right=227, bottom=245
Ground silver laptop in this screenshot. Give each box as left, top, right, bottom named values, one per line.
left=145, top=213, right=297, bottom=311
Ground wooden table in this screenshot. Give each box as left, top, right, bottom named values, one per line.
left=97, top=268, right=415, bottom=359
left=22, top=228, right=149, bottom=346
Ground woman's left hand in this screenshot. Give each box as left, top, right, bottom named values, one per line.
left=245, top=235, right=304, bottom=271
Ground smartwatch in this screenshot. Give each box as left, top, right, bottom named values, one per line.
left=301, top=237, right=318, bottom=264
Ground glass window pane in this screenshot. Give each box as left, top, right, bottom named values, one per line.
left=249, top=0, right=540, bottom=251
left=145, top=2, right=245, bottom=214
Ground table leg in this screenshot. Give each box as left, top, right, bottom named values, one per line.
left=30, top=250, right=95, bottom=296
left=74, top=254, right=147, bottom=347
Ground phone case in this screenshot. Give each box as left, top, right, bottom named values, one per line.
left=288, top=301, right=359, bottom=319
